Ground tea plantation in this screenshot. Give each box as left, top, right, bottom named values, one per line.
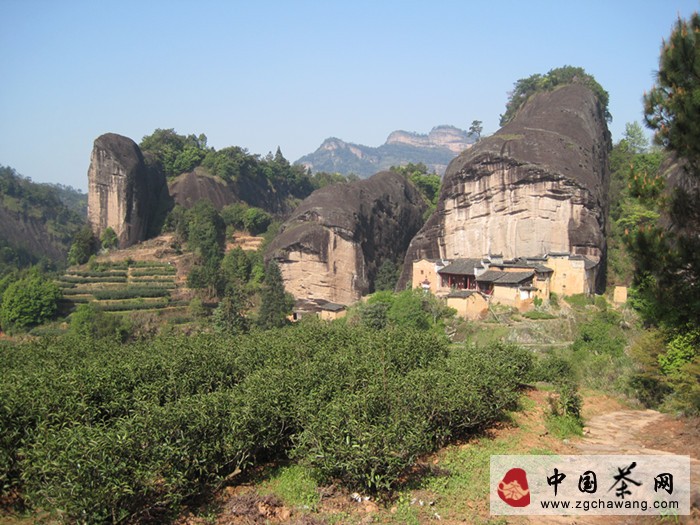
left=0, top=322, right=532, bottom=523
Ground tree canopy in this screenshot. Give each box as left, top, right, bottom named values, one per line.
left=0, top=273, right=61, bottom=331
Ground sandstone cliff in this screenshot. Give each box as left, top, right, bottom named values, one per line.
left=398, top=83, right=611, bottom=292
left=87, top=133, right=169, bottom=248
left=266, top=171, right=427, bottom=304
left=386, top=125, right=472, bottom=154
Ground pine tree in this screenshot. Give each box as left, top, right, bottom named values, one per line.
left=257, top=261, right=293, bottom=329
left=640, top=13, right=700, bottom=329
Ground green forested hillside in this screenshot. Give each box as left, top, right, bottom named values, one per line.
left=0, top=166, right=86, bottom=272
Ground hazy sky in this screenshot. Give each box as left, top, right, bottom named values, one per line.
left=1, top=0, right=698, bottom=191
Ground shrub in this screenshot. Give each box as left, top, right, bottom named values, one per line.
left=130, top=267, right=176, bottom=277
left=0, top=274, right=62, bottom=331
left=523, top=310, right=556, bottom=320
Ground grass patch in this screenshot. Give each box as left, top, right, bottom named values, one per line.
left=522, top=310, right=557, bottom=320
left=564, top=293, right=594, bottom=309
left=261, top=464, right=320, bottom=511
left=546, top=414, right=583, bottom=439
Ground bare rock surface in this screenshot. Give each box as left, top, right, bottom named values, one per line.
left=399, top=84, right=611, bottom=292
left=266, top=171, right=427, bottom=304
left=87, top=133, right=168, bottom=248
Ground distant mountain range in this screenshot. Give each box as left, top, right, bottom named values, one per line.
left=295, top=125, right=475, bottom=178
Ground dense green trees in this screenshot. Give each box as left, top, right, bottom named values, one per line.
left=355, top=289, right=455, bottom=332
left=257, top=261, right=294, bottom=329
left=99, top=227, right=118, bottom=250
left=638, top=13, right=700, bottom=330
left=390, top=162, right=441, bottom=216
left=185, top=201, right=226, bottom=293
left=0, top=273, right=61, bottom=331
left=374, top=259, right=399, bottom=291
left=139, top=129, right=320, bottom=205
left=611, top=13, right=700, bottom=415
left=0, top=165, right=85, bottom=271
left=68, top=225, right=98, bottom=265
left=606, top=123, right=665, bottom=286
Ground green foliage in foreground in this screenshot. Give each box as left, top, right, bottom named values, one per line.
left=0, top=323, right=531, bottom=523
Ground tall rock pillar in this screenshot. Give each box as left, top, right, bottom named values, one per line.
left=87, top=133, right=165, bottom=248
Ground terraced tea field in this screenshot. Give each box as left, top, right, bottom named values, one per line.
left=57, top=261, right=188, bottom=315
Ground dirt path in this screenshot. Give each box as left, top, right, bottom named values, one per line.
left=529, top=408, right=700, bottom=525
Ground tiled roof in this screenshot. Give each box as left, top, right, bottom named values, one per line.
left=438, top=258, right=485, bottom=276
left=475, top=269, right=504, bottom=282
left=534, top=264, right=554, bottom=274
left=320, top=302, right=346, bottom=312
left=495, top=271, right=535, bottom=284
left=476, top=270, right=535, bottom=285
left=570, top=254, right=598, bottom=270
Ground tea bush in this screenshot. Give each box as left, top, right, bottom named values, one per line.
left=92, top=287, right=172, bottom=300
left=0, top=324, right=531, bottom=522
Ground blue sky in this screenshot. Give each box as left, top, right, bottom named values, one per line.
left=1, top=0, right=698, bottom=191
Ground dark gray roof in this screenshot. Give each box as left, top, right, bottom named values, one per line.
left=320, top=302, right=346, bottom=312
left=476, top=270, right=535, bottom=285
left=534, top=264, right=554, bottom=274
left=495, top=271, right=535, bottom=284
left=570, top=254, right=597, bottom=270
left=438, top=258, right=484, bottom=276
left=475, top=269, right=504, bottom=282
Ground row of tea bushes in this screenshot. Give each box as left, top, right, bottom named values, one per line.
left=0, top=323, right=532, bottom=523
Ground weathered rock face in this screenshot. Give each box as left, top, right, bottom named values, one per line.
left=266, top=171, right=428, bottom=304
left=87, top=133, right=168, bottom=248
left=386, top=125, right=473, bottom=154
left=399, top=84, right=611, bottom=292
left=168, top=169, right=239, bottom=211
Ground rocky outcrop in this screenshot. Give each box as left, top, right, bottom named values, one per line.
left=386, top=125, right=473, bottom=154
left=87, top=133, right=169, bottom=248
left=399, top=84, right=611, bottom=293
left=168, top=169, right=239, bottom=211
left=266, top=171, right=428, bottom=304
left=296, top=125, right=474, bottom=178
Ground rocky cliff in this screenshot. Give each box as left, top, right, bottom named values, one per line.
left=386, top=125, right=472, bottom=153
left=296, top=125, right=474, bottom=178
left=168, top=169, right=239, bottom=211
left=87, top=133, right=169, bottom=248
left=266, top=171, right=428, bottom=304
left=398, top=83, right=611, bottom=292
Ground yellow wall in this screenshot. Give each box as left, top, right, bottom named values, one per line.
left=613, top=286, right=628, bottom=304
left=319, top=309, right=347, bottom=321
left=412, top=259, right=441, bottom=294
left=447, top=293, right=489, bottom=320
left=548, top=257, right=592, bottom=296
